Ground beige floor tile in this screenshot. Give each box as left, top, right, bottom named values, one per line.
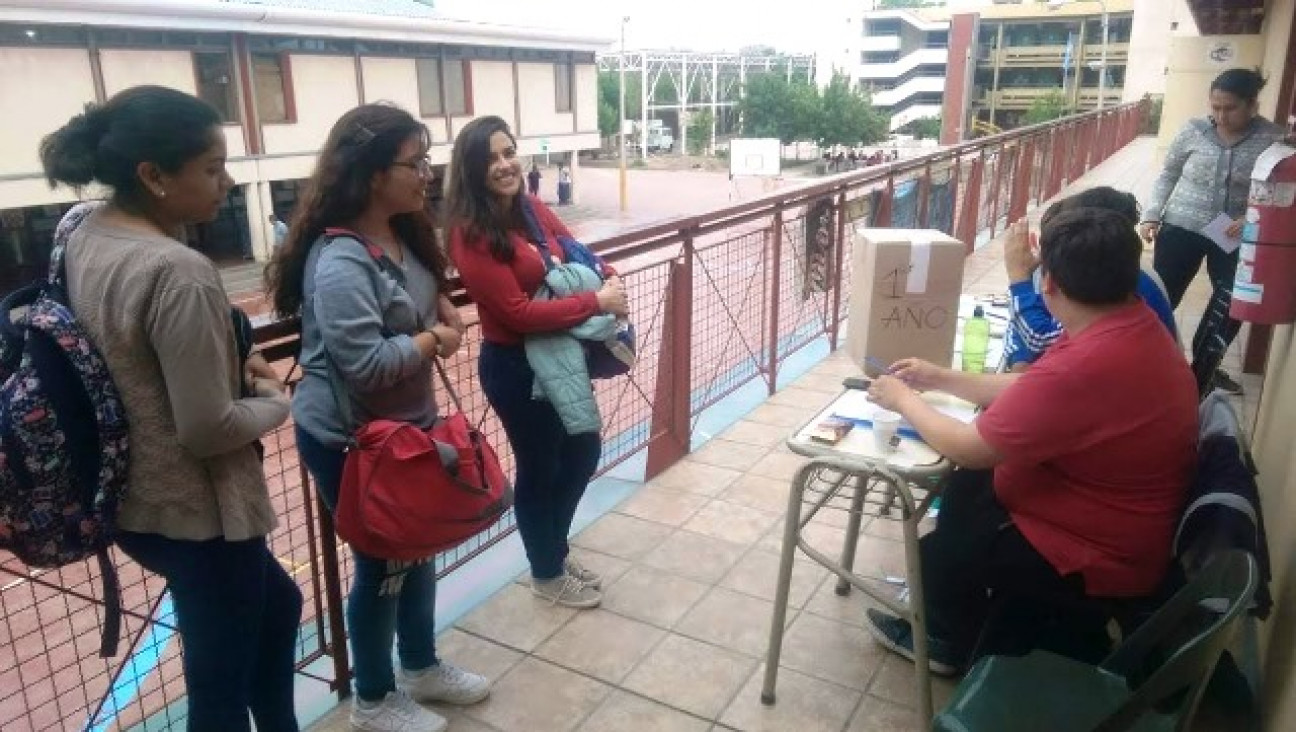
left=622, top=634, right=758, bottom=720
left=764, top=387, right=835, bottom=410
left=757, top=517, right=848, bottom=557
left=682, top=500, right=780, bottom=546
left=774, top=612, right=885, bottom=691
left=456, top=583, right=576, bottom=653
left=676, top=587, right=782, bottom=658
left=718, top=548, right=828, bottom=609
left=648, top=460, right=744, bottom=496
left=866, top=654, right=957, bottom=711
left=719, top=663, right=861, bottom=732
left=719, top=473, right=793, bottom=515
left=535, top=609, right=666, bottom=684
left=641, top=529, right=748, bottom=584
left=809, top=357, right=865, bottom=377
left=465, top=657, right=611, bottom=732
left=688, top=439, right=775, bottom=471
left=744, top=402, right=816, bottom=428
left=573, top=512, right=674, bottom=559
left=578, top=690, right=711, bottom=732
left=435, top=628, right=524, bottom=683
left=601, top=565, right=710, bottom=629
left=615, top=487, right=712, bottom=527
left=716, top=420, right=789, bottom=448
left=786, top=371, right=847, bottom=395
left=743, top=451, right=809, bottom=482
left=846, top=696, right=922, bottom=732
left=803, top=576, right=905, bottom=630
left=305, top=705, right=349, bottom=732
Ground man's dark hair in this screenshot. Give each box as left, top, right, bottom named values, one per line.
left=1040, top=186, right=1140, bottom=229
left=1038, top=207, right=1141, bottom=306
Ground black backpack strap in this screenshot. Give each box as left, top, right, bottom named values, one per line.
left=96, top=548, right=122, bottom=657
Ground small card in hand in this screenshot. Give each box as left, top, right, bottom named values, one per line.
left=808, top=417, right=853, bottom=445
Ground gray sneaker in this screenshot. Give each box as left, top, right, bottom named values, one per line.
left=531, top=574, right=602, bottom=608
left=564, top=556, right=602, bottom=589
left=350, top=690, right=447, bottom=732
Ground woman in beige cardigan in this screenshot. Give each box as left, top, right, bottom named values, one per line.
left=41, top=85, right=298, bottom=732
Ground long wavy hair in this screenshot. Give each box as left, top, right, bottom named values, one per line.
left=443, top=115, right=526, bottom=263
left=265, top=103, right=447, bottom=318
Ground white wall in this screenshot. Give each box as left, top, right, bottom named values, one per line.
left=470, top=60, right=518, bottom=131
left=575, top=63, right=597, bottom=133
left=1157, top=35, right=1266, bottom=161
left=100, top=48, right=196, bottom=96
left=1124, top=0, right=1197, bottom=101
left=517, top=61, right=575, bottom=137
left=361, top=57, right=423, bottom=122
left=261, top=54, right=360, bottom=155
left=0, top=48, right=97, bottom=177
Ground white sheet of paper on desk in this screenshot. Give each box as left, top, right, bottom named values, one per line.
left=833, top=389, right=977, bottom=424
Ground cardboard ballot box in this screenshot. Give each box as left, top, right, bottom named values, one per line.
left=846, top=229, right=967, bottom=371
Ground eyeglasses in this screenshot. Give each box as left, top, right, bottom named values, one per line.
left=392, top=156, right=434, bottom=178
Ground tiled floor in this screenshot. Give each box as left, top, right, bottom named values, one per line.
left=307, top=137, right=1259, bottom=732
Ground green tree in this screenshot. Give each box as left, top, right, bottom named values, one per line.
left=686, top=109, right=714, bottom=154
left=597, top=70, right=642, bottom=138
left=737, top=74, right=818, bottom=144
left=815, top=75, right=888, bottom=147
left=1022, top=90, right=1071, bottom=126
left=898, top=115, right=942, bottom=140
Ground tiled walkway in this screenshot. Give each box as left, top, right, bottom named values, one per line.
left=308, top=137, right=1257, bottom=732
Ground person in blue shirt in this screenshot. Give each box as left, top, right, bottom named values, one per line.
left=1002, top=186, right=1179, bottom=371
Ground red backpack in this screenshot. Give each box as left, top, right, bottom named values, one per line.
left=319, top=230, right=512, bottom=560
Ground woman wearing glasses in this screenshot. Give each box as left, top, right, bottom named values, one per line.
left=265, top=103, right=484, bottom=732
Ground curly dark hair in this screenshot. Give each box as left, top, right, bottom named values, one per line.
left=264, top=103, right=447, bottom=318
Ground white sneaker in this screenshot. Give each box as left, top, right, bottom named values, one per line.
left=350, top=690, right=447, bottom=732
left=564, top=555, right=602, bottom=589
left=398, top=662, right=491, bottom=705
left=531, top=574, right=602, bottom=608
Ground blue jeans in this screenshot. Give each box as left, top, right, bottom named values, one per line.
left=115, top=531, right=301, bottom=732
left=479, top=342, right=602, bottom=580
left=295, top=426, right=439, bottom=702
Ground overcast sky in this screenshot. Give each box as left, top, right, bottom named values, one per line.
left=436, top=0, right=840, bottom=53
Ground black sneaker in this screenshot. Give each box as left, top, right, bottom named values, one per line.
left=865, top=608, right=964, bottom=677
left=1214, top=370, right=1244, bottom=396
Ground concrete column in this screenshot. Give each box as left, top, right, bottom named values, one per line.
left=568, top=150, right=580, bottom=205
left=244, top=181, right=273, bottom=262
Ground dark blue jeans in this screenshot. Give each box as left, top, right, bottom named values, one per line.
left=479, top=342, right=602, bottom=580
left=295, top=426, right=439, bottom=702
left=115, top=531, right=302, bottom=732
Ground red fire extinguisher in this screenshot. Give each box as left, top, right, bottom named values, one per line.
left=1231, top=145, right=1296, bottom=324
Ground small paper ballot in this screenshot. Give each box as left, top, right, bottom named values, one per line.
left=1201, top=213, right=1241, bottom=254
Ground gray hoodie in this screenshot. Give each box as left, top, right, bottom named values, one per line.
left=291, top=235, right=439, bottom=449
left=1145, top=116, right=1287, bottom=233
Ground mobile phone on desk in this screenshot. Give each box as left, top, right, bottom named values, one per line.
left=842, top=376, right=872, bottom=391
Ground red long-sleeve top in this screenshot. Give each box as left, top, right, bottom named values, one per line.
left=450, top=196, right=601, bottom=346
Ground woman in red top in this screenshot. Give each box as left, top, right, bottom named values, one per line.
left=446, top=116, right=628, bottom=608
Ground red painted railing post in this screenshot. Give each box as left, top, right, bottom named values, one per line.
left=917, top=161, right=933, bottom=227
left=1009, top=139, right=1033, bottom=223
left=874, top=175, right=895, bottom=227
left=829, top=189, right=848, bottom=351
left=767, top=207, right=784, bottom=395
left=989, top=143, right=1008, bottom=237
left=644, top=233, right=694, bottom=479
left=947, top=156, right=963, bottom=237
left=956, top=154, right=984, bottom=252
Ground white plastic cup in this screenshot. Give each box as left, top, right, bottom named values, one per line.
left=872, top=410, right=902, bottom=453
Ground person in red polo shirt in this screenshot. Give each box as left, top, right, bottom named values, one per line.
left=864, top=206, right=1198, bottom=676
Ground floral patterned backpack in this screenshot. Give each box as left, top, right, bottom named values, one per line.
left=0, top=205, right=129, bottom=657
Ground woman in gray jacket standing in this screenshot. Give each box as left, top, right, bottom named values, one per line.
left=1140, top=68, right=1286, bottom=395
left=265, top=104, right=487, bottom=732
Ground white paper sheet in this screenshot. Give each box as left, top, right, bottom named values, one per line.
left=1201, top=213, right=1241, bottom=254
